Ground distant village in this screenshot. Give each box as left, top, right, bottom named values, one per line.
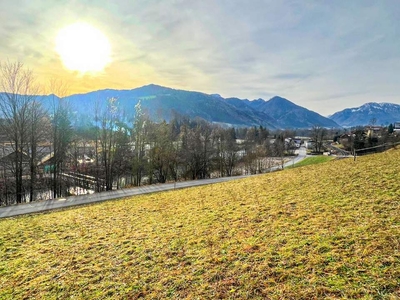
left=1, top=113, right=400, bottom=206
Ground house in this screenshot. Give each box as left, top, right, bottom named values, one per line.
left=293, top=138, right=302, bottom=148
left=366, top=126, right=383, bottom=138
left=0, top=150, right=30, bottom=178
left=305, top=140, right=315, bottom=150
left=394, top=122, right=400, bottom=132
left=339, top=133, right=352, bottom=145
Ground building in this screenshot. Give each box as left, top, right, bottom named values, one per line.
left=366, top=126, right=383, bottom=138
left=305, top=140, right=315, bottom=150
left=394, top=122, right=400, bottom=132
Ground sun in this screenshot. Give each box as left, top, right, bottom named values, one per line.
left=55, top=22, right=111, bottom=73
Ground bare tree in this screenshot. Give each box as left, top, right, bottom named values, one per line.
left=132, top=101, right=148, bottom=186
left=48, top=79, right=73, bottom=198
left=220, top=128, right=238, bottom=176
left=148, top=121, right=174, bottom=183
left=27, top=100, right=48, bottom=202
left=100, top=97, right=119, bottom=191
left=180, top=121, right=214, bottom=180
left=311, top=125, right=326, bottom=154
left=112, top=122, right=131, bottom=189
left=273, top=134, right=286, bottom=170
left=0, top=61, right=40, bottom=203
left=93, top=99, right=102, bottom=192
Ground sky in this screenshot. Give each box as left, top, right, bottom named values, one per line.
left=0, top=0, right=399, bottom=116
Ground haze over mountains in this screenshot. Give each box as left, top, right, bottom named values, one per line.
left=13, top=84, right=400, bottom=129
left=33, top=84, right=339, bottom=129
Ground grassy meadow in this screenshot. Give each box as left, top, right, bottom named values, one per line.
left=1, top=149, right=400, bottom=299
left=287, top=155, right=334, bottom=169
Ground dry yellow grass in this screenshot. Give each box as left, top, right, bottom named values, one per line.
left=1, top=149, right=399, bottom=299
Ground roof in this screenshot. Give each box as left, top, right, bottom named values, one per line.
left=0, top=151, right=30, bottom=163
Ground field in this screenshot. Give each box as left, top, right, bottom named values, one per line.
left=287, top=155, right=334, bottom=169
left=1, top=149, right=399, bottom=299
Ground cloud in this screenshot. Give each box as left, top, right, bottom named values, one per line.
left=0, top=0, right=399, bottom=115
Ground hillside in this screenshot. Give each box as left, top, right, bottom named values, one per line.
left=26, top=85, right=340, bottom=129
left=34, top=85, right=277, bottom=128
left=223, top=97, right=277, bottom=128
left=329, top=102, right=400, bottom=127
left=247, top=96, right=339, bottom=128
left=1, top=149, right=399, bottom=298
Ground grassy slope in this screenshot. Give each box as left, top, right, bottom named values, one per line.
left=287, top=155, right=334, bottom=169
left=1, top=150, right=400, bottom=299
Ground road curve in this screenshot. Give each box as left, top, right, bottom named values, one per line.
left=283, top=146, right=307, bottom=168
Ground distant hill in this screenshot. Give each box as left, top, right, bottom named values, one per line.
left=35, top=85, right=278, bottom=128
left=223, top=97, right=277, bottom=128
left=246, top=96, right=339, bottom=128
left=329, top=102, right=400, bottom=127
left=2, top=84, right=341, bottom=129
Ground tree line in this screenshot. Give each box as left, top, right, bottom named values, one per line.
left=0, top=61, right=296, bottom=206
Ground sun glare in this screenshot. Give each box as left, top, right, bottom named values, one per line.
left=55, top=23, right=111, bottom=73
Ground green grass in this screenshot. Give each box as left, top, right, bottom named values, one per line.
left=1, top=149, right=400, bottom=299
left=287, top=155, right=334, bottom=169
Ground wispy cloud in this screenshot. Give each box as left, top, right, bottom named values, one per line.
left=0, top=0, right=399, bottom=115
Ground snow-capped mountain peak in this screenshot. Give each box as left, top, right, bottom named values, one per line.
left=330, top=102, right=400, bottom=127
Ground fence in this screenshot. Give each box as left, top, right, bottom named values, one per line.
left=354, top=142, right=400, bottom=156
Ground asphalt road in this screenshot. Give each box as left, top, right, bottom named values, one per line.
left=0, top=150, right=308, bottom=218
left=324, top=143, right=352, bottom=157
left=283, top=146, right=307, bottom=168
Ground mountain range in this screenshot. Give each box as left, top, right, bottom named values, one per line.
left=4, top=84, right=398, bottom=129
left=329, top=102, right=400, bottom=127
left=34, top=84, right=339, bottom=129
